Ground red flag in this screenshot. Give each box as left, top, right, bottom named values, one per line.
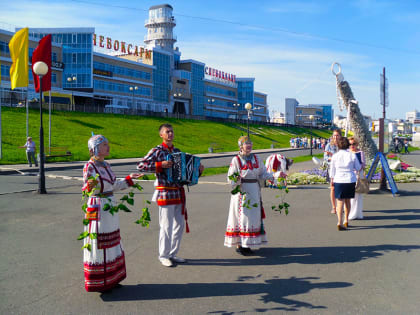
left=32, top=34, right=51, bottom=92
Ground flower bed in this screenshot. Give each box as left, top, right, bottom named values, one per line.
left=288, top=168, right=327, bottom=185
left=288, top=165, right=420, bottom=185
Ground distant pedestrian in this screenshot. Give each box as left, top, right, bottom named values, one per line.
left=394, top=138, right=400, bottom=153
left=19, top=137, right=38, bottom=167
left=404, top=139, right=409, bottom=154
left=324, top=129, right=341, bottom=214
left=330, top=137, right=362, bottom=230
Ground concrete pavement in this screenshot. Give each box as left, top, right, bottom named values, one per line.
left=0, top=152, right=419, bottom=314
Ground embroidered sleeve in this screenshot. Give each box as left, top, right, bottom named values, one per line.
left=257, top=155, right=275, bottom=181
left=227, top=156, right=240, bottom=187
left=137, top=147, right=160, bottom=173
left=82, top=163, right=97, bottom=192
left=112, top=176, right=132, bottom=192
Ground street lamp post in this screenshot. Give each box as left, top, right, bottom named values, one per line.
left=207, top=98, right=215, bottom=117
left=309, top=115, right=314, bottom=156
left=129, top=86, right=138, bottom=112
left=245, top=102, right=252, bottom=137
left=33, top=61, right=49, bottom=194
left=233, top=103, right=240, bottom=120
left=67, top=76, right=77, bottom=111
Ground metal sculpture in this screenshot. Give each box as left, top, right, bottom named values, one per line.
left=332, top=62, right=378, bottom=160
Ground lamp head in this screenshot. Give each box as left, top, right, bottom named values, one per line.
left=245, top=103, right=252, bottom=111
left=309, top=115, right=314, bottom=120
left=33, top=61, right=48, bottom=76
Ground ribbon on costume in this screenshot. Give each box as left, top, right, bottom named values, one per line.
left=180, top=187, right=189, bottom=233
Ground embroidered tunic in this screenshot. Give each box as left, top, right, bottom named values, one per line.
left=224, top=154, right=274, bottom=249
left=137, top=143, right=182, bottom=206
left=82, top=159, right=134, bottom=292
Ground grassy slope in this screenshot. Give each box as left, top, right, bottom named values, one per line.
left=1, top=107, right=332, bottom=164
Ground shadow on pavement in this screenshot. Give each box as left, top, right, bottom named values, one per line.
left=101, top=276, right=352, bottom=312
left=182, top=244, right=420, bottom=267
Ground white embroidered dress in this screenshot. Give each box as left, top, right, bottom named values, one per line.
left=224, top=154, right=274, bottom=249
left=82, top=159, right=134, bottom=292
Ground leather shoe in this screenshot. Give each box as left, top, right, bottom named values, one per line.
left=337, top=225, right=345, bottom=231
left=160, top=258, right=173, bottom=267
left=171, top=256, right=186, bottom=263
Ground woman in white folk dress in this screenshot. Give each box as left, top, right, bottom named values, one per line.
left=348, top=137, right=365, bottom=220
left=82, top=135, right=143, bottom=292
left=224, top=136, right=277, bottom=255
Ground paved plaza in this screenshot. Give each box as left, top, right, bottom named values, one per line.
left=1, top=151, right=419, bottom=314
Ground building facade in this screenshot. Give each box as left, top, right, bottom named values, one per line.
left=0, top=4, right=269, bottom=121
left=285, top=98, right=333, bottom=126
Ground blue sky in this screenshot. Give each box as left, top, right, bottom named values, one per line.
left=1, top=0, right=419, bottom=119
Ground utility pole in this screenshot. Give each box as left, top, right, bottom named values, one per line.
left=379, top=67, right=387, bottom=190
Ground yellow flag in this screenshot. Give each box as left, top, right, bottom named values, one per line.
left=9, top=27, right=29, bottom=90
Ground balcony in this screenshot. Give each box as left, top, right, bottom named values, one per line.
left=144, top=34, right=177, bottom=41
left=145, top=17, right=176, bottom=26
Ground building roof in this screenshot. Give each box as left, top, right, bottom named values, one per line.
left=149, top=4, right=173, bottom=10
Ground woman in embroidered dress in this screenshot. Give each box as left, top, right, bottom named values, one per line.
left=224, top=136, right=278, bottom=255
left=82, top=135, right=143, bottom=292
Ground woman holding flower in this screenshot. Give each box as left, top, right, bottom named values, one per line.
left=224, top=136, right=277, bottom=255
left=82, top=135, right=143, bottom=292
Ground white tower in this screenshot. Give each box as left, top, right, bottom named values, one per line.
left=144, top=4, right=176, bottom=51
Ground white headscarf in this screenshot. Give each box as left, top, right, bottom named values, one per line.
left=88, top=135, right=107, bottom=156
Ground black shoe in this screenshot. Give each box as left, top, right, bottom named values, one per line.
left=236, top=246, right=253, bottom=256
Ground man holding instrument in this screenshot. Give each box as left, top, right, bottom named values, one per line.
left=137, top=124, right=204, bottom=267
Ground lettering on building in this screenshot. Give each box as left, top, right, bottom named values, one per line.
left=93, top=69, right=113, bottom=77
left=205, top=66, right=236, bottom=83
left=93, top=34, right=152, bottom=60
left=51, top=61, right=64, bottom=69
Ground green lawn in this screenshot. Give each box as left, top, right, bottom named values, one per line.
left=0, top=107, right=332, bottom=164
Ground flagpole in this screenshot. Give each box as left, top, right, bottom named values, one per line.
left=33, top=61, right=48, bottom=194
left=0, top=86, right=2, bottom=159
left=48, top=90, right=51, bottom=154
left=26, top=87, right=29, bottom=138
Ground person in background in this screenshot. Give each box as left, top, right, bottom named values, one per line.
left=330, top=137, right=362, bottom=230
left=348, top=137, right=365, bottom=220
left=404, top=139, right=409, bottom=154
left=324, top=129, right=341, bottom=214
left=19, top=137, right=38, bottom=167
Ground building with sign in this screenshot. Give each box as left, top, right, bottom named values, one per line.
left=0, top=4, right=269, bottom=121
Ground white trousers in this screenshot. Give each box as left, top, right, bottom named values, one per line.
left=159, top=204, right=184, bottom=260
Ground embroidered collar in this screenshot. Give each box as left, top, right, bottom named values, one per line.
left=162, top=142, right=174, bottom=152
left=90, top=157, right=107, bottom=167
